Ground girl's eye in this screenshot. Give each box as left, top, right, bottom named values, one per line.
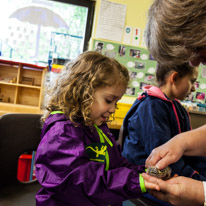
left=106, top=99, right=112, bottom=104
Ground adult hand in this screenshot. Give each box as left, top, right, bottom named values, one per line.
left=145, top=137, right=185, bottom=169
left=142, top=173, right=204, bottom=206
left=144, top=179, right=160, bottom=191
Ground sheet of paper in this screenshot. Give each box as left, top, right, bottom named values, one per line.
left=122, top=26, right=132, bottom=45
left=131, top=27, right=141, bottom=46
left=95, top=0, right=126, bottom=42
left=141, top=29, right=147, bottom=48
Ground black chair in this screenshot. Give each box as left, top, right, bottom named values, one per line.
left=0, top=113, right=42, bottom=206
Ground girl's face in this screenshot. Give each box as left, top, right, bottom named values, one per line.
left=173, top=67, right=198, bottom=100
left=91, top=85, right=126, bottom=126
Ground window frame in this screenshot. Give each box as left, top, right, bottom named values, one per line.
left=51, top=0, right=95, bottom=51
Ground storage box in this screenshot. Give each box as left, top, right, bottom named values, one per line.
left=108, top=96, right=135, bottom=129
left=17, top=154, right=35, bottom=182
left=115, top=96, right=135, bottom=119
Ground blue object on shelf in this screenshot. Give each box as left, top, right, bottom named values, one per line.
left=29, top=151, right=36, bottom=181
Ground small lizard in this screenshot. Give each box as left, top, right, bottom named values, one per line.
left=147, top=166, right=171, bottom=180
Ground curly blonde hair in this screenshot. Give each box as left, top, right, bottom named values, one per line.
left=145, top=0, right=206, bottom=66
left=43, top=51, right=129, bottom=126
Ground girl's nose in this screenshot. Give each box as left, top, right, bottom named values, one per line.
left=109, top=104, right=116, bottom=114
left=191, top=84, right=196, bottom=92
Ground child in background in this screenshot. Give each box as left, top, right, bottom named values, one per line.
left=122, top=63, right=206, bottom=205
left=35, top=51, right=158, bottom=206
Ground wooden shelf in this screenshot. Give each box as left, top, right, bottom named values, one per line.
left=0, top=82, right=41, bottom=89
left=0, top=58, right=47, bottom=114
left=18, top=84, right=41, bottom=89
left=0, top=102, right=43, bottom=115
left=0, top=82, right=18, bottom=86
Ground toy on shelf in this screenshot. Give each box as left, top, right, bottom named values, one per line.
left=20, top=76, right=34, bottom=85
left=0, top=91, right=11, bottom=103
left=0, top=77, right=16, bottom=83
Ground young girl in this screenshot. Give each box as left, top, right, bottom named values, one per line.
left=122, top=63, right=206, bottom=205
left=35, top=51, right=158, bottom=206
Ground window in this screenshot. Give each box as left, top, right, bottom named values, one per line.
left=0, top=0, right=95, bottom=64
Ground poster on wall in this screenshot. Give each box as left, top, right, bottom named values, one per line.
left=93, top=38, right=157, bottom=97
left=93, top=38, right=205, bottom=103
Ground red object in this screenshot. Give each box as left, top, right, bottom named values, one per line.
left=17, top=154, right=36, bottom=182
left=0, top=58, right=46, bottom=70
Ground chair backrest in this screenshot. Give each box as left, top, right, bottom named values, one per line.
left=0, top=113, right=42, bottom=185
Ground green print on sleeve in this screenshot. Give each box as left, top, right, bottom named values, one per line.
left=86, top=143, right=107, bottom=163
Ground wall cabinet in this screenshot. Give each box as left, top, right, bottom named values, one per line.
left=0, top=59, right=47, bottom=115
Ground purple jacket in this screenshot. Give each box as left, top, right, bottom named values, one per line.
left=35, top=114, right=146, bottom=206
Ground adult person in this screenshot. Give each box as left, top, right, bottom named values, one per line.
left=145, top=0, right=206, bottom=67
left=142, top=126, right=206, bottom=206
left=142, top=0, right=206, bottom=205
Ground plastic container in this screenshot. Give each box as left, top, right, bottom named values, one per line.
left=17, top=154, right=35, bottom=182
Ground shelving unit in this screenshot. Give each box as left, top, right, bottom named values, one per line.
left=0, top=59, right=47, bottom=115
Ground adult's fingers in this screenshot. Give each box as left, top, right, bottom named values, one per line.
left=149, top=190, right=169, bottom=203
left=155, top=155, right=174, bottom=169
left=145, top=150, right=171, bottom=169
left=145, top=150, right=162, bottom=168
left=144, top=179, right=160, bottom=191
left=142, top=173, right=171, bottom=193
left=142, top=173, right=162, bottom=186
left=146, top=148, right=180, bottom=170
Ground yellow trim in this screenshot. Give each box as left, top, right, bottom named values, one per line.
left=139, top=174, right=147, bottom=193
left=90, top=158, right=105, bottom=162
left=94, top=124, right=113, bottom=147
left=94, top=124, right=113, bottom=171
left=50, top=111, right=64, bottom=114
